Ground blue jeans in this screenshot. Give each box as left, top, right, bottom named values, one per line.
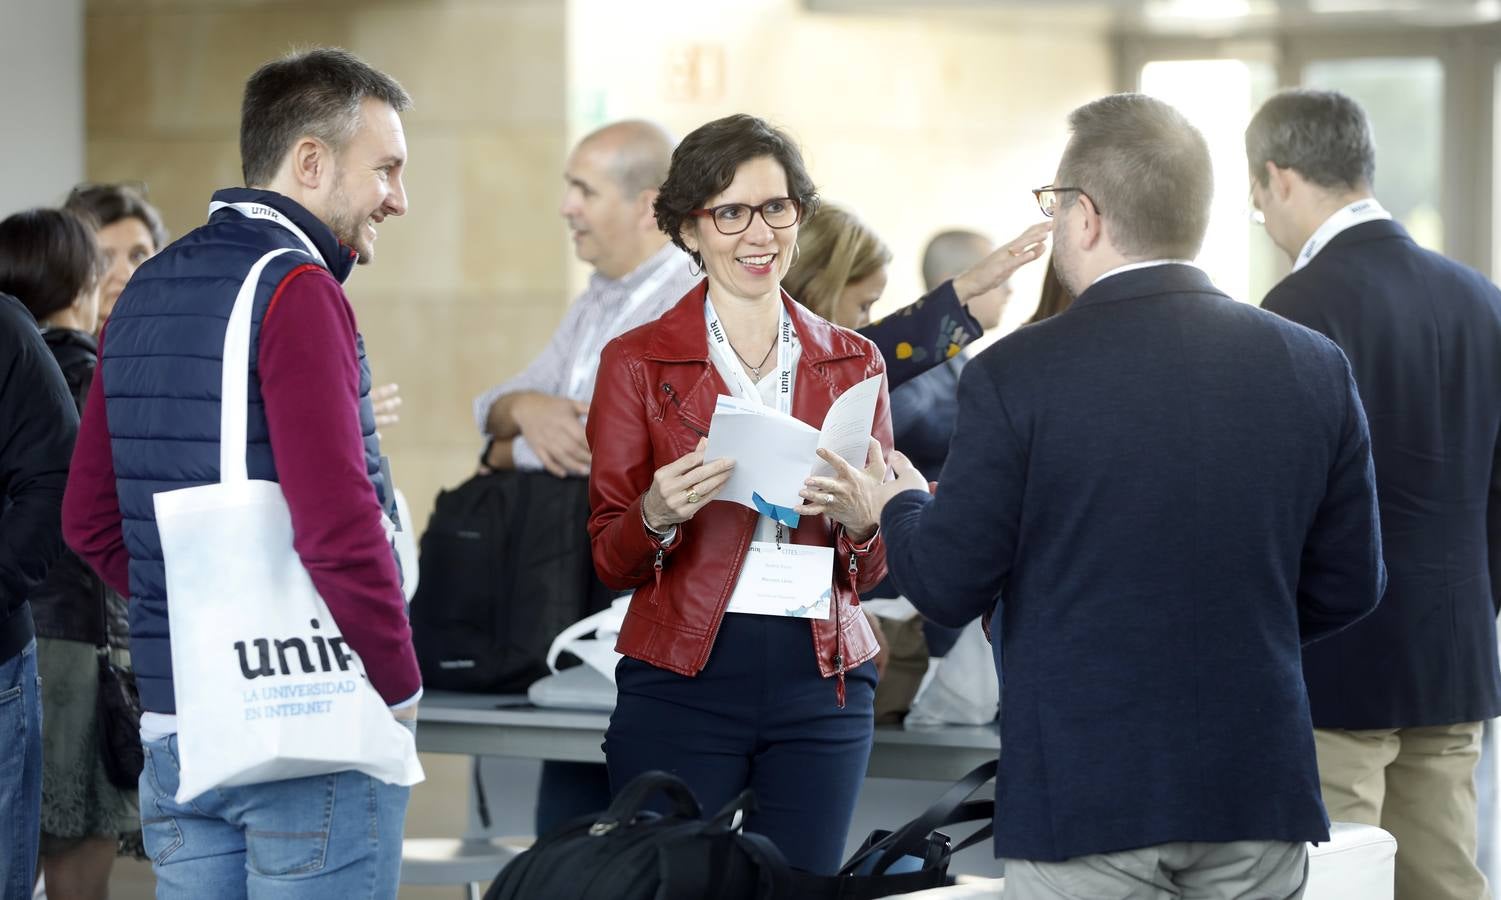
left=138, top=732, right=411, bottom=899
left=0, top=639, right=41, bottom=898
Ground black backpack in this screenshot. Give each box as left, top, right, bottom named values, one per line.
left=410, top=469, right=614, bottom=693
left=484, top=771, right=791, bottom=900
left=484, top=763, right=998, bottom=900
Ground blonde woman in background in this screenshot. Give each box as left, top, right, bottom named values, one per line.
left=783, top=205, right=1048, bottom=716
left=783, top=202, right=1047, bottom=389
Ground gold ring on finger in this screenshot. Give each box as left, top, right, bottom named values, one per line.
left=686, top=488, right=700, bottom=504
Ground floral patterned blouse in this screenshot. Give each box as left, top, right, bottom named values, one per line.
left=858, top=279, right=982, bottom=391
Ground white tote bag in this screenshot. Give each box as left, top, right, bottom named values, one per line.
left=153, top=247, right=424, bottom=803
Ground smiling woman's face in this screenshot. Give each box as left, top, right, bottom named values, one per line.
left=682, top=155, right=799, bottom=304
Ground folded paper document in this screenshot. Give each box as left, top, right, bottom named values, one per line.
left=704, top=374, right=882, bottom=525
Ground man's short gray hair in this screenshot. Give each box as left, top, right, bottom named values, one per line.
left=1245, top=89, right=1375, bottom=192
left=1057, top=93, right=1213, bottom=261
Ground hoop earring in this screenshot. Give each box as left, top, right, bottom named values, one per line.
left=688, top=255, right=704, bottom=277
left=789, top=242, right=801, bottom=269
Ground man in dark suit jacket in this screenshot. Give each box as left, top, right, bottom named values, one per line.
left=818, top=93, right=1385, bottom=898
left=1249, top=88, right=1501, bottom=900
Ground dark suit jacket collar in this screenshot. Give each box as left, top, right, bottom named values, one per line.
left=1319, top=217, right=1411, bottom=256
left=644, top=278, right=866, bottom=365
left=1071, top=262, right=1224, bottom=310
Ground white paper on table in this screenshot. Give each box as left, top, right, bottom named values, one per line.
left=704, top=374, right=882, bottom=513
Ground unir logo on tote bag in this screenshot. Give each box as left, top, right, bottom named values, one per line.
left=153, top=243, right=422, bottom=803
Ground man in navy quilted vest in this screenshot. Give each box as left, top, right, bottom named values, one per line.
left=63, top=47, right=420, bottom=899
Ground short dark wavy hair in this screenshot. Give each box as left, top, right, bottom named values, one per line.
left=1245, top=89, right=1375, bottom=192
left=654, top=114, right=819, bottom=265
left=0, top=208, right=104, bottom=322
left=240, top=47, right=411, bottom=188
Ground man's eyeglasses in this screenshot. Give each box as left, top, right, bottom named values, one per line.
left=689, top=197, right=801, bottom=236
left=1247, top=188, right=1266, bottom=226
left=1032, top=185, right=1095, bottom=218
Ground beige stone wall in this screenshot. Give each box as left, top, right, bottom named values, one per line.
left=85, top=0, right=572, bottom=539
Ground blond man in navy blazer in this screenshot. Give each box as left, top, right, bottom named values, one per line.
left=823, top=93, right=1386, bottom=900
left=1251, top=88, right=1501, bottom=900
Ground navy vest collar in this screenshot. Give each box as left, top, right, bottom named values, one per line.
left=207, top=188, right=358, bottom=283
left=1070, top=262, right=1226, bottom=311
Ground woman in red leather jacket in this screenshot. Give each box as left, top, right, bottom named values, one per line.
left=586, top=114, right=894, bottom=874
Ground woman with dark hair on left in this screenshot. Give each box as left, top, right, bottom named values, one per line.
left=0, top=207, right=138, bottom=900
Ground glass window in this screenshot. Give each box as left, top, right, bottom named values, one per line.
left=1304, top=57, right=1444, bottom=251
left=1141, top=59, right=1278, bottom=304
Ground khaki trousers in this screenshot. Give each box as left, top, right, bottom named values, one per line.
left=1315, top=722, right=1490, bottom=900
left=1001, top=840, right=1308, bottom=899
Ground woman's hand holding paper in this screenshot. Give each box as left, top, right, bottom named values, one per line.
left=642, top=437, right=737, bottom=531
left=805, top=438, right=929, bottom=540
left=799, top=437, right=890, bottom=541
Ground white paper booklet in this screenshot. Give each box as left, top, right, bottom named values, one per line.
left=704, top=374, right=882, bottom=517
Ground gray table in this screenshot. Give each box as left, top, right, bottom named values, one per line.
left=416, top=689, right=999, bottom=781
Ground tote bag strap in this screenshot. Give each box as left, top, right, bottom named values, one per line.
left=218, top=247, right=301, bottom=485
left=545, top=604, right=621, bottom=673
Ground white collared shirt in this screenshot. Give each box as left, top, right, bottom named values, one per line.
left=1089, top=258, right=1197, bottom=288
left=471, top=243, right=699, bottom=471
left=1292, top=198, right=1391, bottom=272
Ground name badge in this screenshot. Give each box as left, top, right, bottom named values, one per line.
left=724, top=541, right=835, bottom=619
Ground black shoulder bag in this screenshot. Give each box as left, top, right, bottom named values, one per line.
left=95, top=586, right=143, bottom=789
left=485, top=770, right=791, bottom=900
left=790, top=758, right=998, bottom=899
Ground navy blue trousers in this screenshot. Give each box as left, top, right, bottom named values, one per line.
left=605, top=613, right=877, bottom=875
left=534, top=760, right=612, bottom=836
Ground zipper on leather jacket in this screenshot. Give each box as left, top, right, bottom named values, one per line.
left=660, top=382, right=708, bottom=438
left=653, top=548, right=664, bottom=591
left=835, top=549, right=856, bottom=708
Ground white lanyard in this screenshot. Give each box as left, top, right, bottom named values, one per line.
left=208, top=200, right=328, bottom=267
left=705, top=295, right=797, bottom=533
left=704, top=295, right=793, bottom=417
left=1293, top=199, right=1391, bottom=272
left=566, top=254, right=683, bottom=399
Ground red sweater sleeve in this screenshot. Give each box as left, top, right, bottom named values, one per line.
left=63, top=326, right=131, bottom=595
left=258, top=267, right=421, bottom=705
